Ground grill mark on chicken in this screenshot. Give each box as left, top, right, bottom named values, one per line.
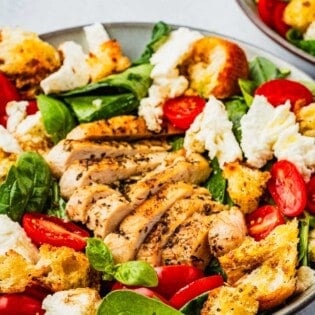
left=65, top=184, right=121, bottom=223
left=125, top=151, right=211, bottom=205
left=104, top=182, right=195, bottom=263
left=66, top=115, right=183, bottom=141
left=45, top=139, right=170, bottom=177
left=161, top=199, right=228, bottom=270
left=59, top=151, right=168, bottom=199
left=136, top=187, right=212, bottom=266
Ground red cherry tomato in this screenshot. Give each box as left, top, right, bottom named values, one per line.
left=306, top=175, right=315, bottom=215
left=267, top=160, right=307, bottom=217
left=0, top=293, right=44, bottom=315
left=154, top=265, right=204, bottom=299
left=22, top=213, right=90, bottom=251
left=246, top=205, right=285, bottom=241
left=257, top=0, right=277, bottom=28
left=272, top=1, right=290, bottom=37
left=24, top=284, right=51, bottom=301
left=255, top=79, right=313, bottom=111
left=169, top=275, right=224, bottom=309
left=163, top=95, right=206, bottom=130
left=0, top=72, right=20, bottom=126
left=26, top=100, right=39, bottom=115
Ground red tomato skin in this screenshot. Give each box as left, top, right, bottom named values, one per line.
left=257, top=0, right=276, bottom=28
left=246, top=205, right=285, bottom=241
left=0, top=72, right=20, bottom=126
left=267, top=160, right=307, bottom=217
left=169, top=275, right=224, bottom=309
left=255, top=79, right=313, bottom=110
left=306, top=175, right=315, bottom=215
left=0, top=293, right=44, bottom=315
left=26, top=100, right=39, bottom=115
left=272, top=1, right=290, bottom=37
left=163, top=95, right=206, bottom=130
left=22, top=213, right=90, bottom=251
left=153, top=265, right=204, bottom=299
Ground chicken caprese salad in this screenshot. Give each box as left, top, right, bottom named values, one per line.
left=0, top=21, right=315, bottom=315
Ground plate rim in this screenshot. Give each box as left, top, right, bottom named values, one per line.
left=40, top=21, right=315, bottom=315
left=236, top=0, right=315, bottom=65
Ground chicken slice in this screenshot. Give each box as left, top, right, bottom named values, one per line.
left=59, top=151, right=167, bottom=199
left=208, top=207, right=247, bottom=257
left=66, top=184, right=120, bottom=223
left=161, top=198, right=228, bottom=270
left=136, top=187, right=212, bottom=266
left=86, top=193, right=132, bottom=238
left=45, top=139, right=170, bottom=177
left=126, top=151, right=211, bottom=205
left=104, top=182, right=195, bottom=263
left=66, top=115, right=183, bottom=141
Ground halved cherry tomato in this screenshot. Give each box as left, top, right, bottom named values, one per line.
left=169, top=275, right=224, bottom=309
left=267, top=160, right=307, bottom=217
left=0, top=293, right=44, bottom=315
left=163, top=95, right=206, bottom=130
left=24, top=283, right=51, bottom=302
left=22, top=213, right=90, bottom=251
left=26, top=100, right=39, bottom=115
left=255, top=79, right=313, bottom=111
left=0, top=72, right=20, bottom=126
left=257, top=0, right=277, bottom=28
left=154, top=265, right=204, bottom=299
left=306, top=175, right=315, bottom=215
left=272, top=1, right=290, bottom=37
left=246, top=205, right=285, bottom=241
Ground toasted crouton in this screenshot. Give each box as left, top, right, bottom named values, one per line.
left=35, top=244, right=95, bottom=292
left=182, top=36, right=249, bottom=99
left=0, top=27, right=61, bottom=99
left=223, top=161, right=271, bottom=214
left=296, top=103, right=315, bottom=137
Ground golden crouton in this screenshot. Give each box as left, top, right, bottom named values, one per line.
left=223, top=161, right=271, bottom=214
left=35, top=244, right=94, bottom=292
left=0, top=150, right=17, bottom=183
left=201, top=284, right=259, bottom=315
left=284, top=0, right=315, bottom=32
left=86, top=39, right=131, bottom=82
left=0, top=27, right=61, bottom=99
left=182, top=36, right=249, bottom=99
left=0, top=250, right=42, bottom=293
left=219, top=220, right=299, bottom=311
left=296, top=103, right=315, bottom=137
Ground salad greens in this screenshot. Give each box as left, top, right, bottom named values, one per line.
left=287, top=29, right=315, bottom=57
left=86, top=238, right=158, bottom=286
left=0, top=152, right=52, bottom=222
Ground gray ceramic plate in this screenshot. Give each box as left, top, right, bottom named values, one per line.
left=41, top=22, right=315, bottom=315
left=236, top=0, right=315, bottom=65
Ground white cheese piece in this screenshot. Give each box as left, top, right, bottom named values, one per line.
left=15, top=111, right=42, bottom=136
left=0, top=125, right=22, bottom=154
left=0, top=214, right=39, bottom=263
left=304, top=21, right=315, bottom=40
left=6, top=100, right=29, bottom=133
left=40, top=41, right=90, bottom=94
left=184, top=96, right=242, bottom=167
left=42, top=288, right=101, bottom=315
left=84, top=22, right=110, bottom=53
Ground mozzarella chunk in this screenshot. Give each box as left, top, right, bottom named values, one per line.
left=6, top=100, right=28, bottom=133
left=0, top=125, right=22, bottom=154
left=184, top=96, right=242, bottom=167
left=139, top=28, right=203, bottom=132
left=0, top=214, right=39, bottom=264
left=40, top=41, right=90, bottom=94
left=42, top=288, right=101, bottom=315
left=84, top=22, right=110, bottom=53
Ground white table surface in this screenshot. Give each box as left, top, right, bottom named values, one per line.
left=1, top=0, right=314, bottom=313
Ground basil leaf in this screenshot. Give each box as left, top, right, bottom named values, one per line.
left=133, top=21, right=171, bottom=65
left=46, top=179, right=67, bottom=219
left=65, top=93, right=138, bottom=123
left=97, top=290, right=182, bottom=315
left=170, top=136, right=185, bottom=151
left=114, top=261, right=158, bottom=287
left=86, top=238, right=115, bottom=273
left=180, top=292, right=209, bottom=315
left=287, top=28, right=315, bottom=57
left=37, top=94, right=76, bottom=144
left=238, top=79, right=255, bottom=106
left=298, top=214, right=310, bottom=266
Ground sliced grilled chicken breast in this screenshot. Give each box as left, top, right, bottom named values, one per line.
left=66, top=115, right=183, bottom=141
left=86, top=193, right=132, bottom=238
left=65, top=184, right=120, bottom=223
left=126, top=152, right=211, bottom=205
left=161, top=199, right=228, bottom=270
left=136, top=187, right=211, bottom=266
left=59, top=151, right=167, bottom=199
left=45, top=139, right=170, bottom=177
left=104, top=182, right=195, bottom=263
